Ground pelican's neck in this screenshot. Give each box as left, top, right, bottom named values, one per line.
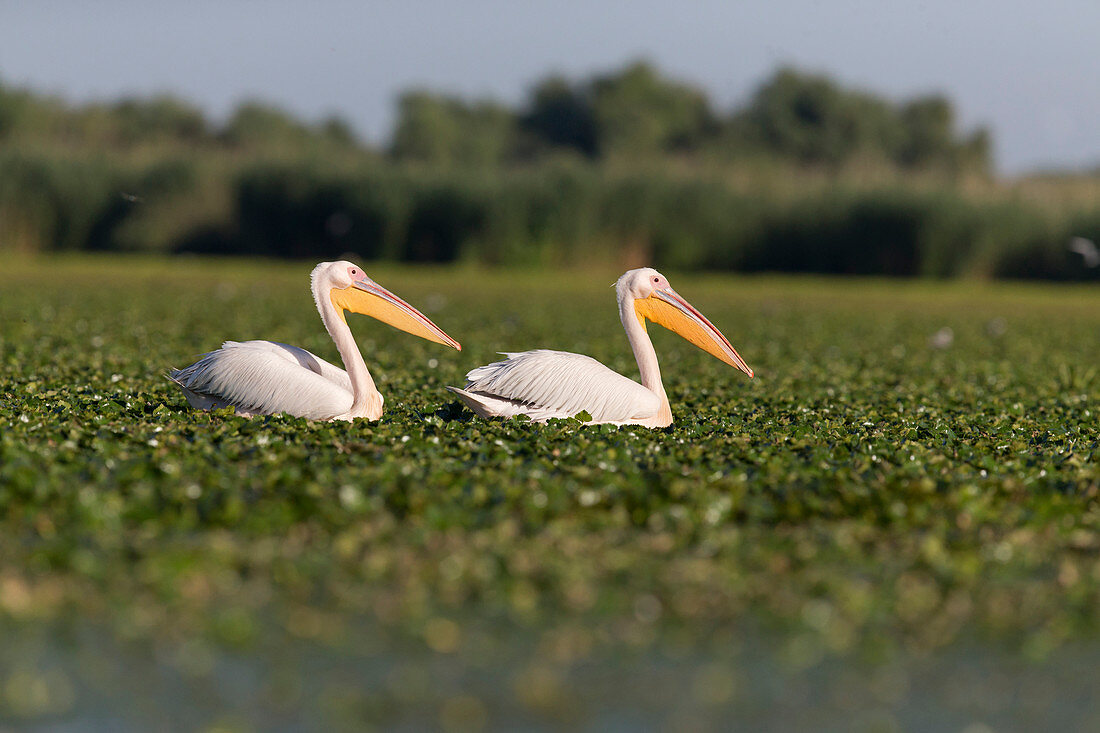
left=312, top=277, right=382, bottom=419
left=619, top=292, right=673, bottom=426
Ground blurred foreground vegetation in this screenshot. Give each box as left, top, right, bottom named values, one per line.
left=1, top=61, right=1099, bottom=279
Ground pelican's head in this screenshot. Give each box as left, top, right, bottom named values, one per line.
left=618, top=267, right=752, bottom=378
left=313, top=261, right=461, bottom=350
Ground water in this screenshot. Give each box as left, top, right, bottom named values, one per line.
left=3, top=620, right=1099, bottom=732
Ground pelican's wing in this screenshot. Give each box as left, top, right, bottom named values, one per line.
left=225, top=340, right=353, bottom=392
left=452, top=350, right=660, bottom=423
left=169, top=340, right=353, bottom=419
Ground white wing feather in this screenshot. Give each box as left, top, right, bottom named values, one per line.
left=169, top=340, right=353, bottom=419
left=452, top=349, right=660, bottom=423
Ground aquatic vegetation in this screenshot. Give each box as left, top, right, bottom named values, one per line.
left=0, top=257, right=1097, bottom=727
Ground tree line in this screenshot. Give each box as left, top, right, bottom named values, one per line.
left=392, top=62, right=990, bottom=173
left=0, top=61, right=1097, bottom=280
left=1, top=62, right=987, bottom=171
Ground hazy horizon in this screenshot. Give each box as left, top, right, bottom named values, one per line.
left=2, top=0, right=1098, bottom=175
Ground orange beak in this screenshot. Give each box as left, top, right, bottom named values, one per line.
left=634, top=288, right=752, bottom=377
left=330, top=277, right=461, bottom=350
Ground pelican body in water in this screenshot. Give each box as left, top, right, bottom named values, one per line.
left=448, top=268, right=752, bottom=427
left=170, top=261, right=460, bottom=421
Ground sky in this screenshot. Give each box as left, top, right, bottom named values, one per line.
left=1, top=0, right=1098, bottom=174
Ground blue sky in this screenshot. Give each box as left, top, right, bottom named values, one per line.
left=2, top=0, right=1097, bottom=174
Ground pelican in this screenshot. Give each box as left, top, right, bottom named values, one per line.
left=170, top=261, right=460, bottom=420
left=447, top=268, right=752, bottom=427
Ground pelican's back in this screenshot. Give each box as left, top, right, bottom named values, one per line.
left=170, top=340, right=353, bottom=419
left=450, top=349, right=660, bottom=424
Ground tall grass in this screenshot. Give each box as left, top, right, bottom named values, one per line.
left=1, top=149, right=1098, bottom=280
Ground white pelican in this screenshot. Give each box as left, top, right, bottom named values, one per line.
left=170, top=261, right=460, bottom=420
left=447, top=267, right=752, bottom=427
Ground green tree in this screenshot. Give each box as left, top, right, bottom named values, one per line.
left=900, top=96, right=990, bottom=172
left=0, top=81, right=72, bottom=143
left=742, top=67, right=900, bottom=165
left=738, top=68, right=989, bottom=173
left=959, top=127, right=992, bottom=172
left=519, top=76, right=598, bottom=157
left=221, top=101, right=312, bottom=148
left=319, top=116, right=359, bottom=147
left=589, top=61, right=713, bottom=156
left=109, top=96, right=208, bottom=143
left=0, top=82, right=23, bottom=139
left=899, top=96, right=953, bottom=166
left=390, top=91, right=517, bottom=166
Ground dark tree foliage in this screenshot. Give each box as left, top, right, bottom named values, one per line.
left=109, top=96, right=208, bottom=143
left=517, top=62, right=714, bottom=158
left=741, top=68, right=895, bottom=164
left=589, top=61, right=714, bottom=156
left=221, top=102, right=313, bottom=147
left=899, top=97, right=954, bottom=166
left=390, top=91, right=518, bottom=166
left=1, top=66, right=989, bottom=171
left=519, top=76, right=598, bottom=157
left=739, top=68, right=991, bottom=171
left=319, top=116, right=359, bottom=147
left=0, top=85, right=42, bottom=140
